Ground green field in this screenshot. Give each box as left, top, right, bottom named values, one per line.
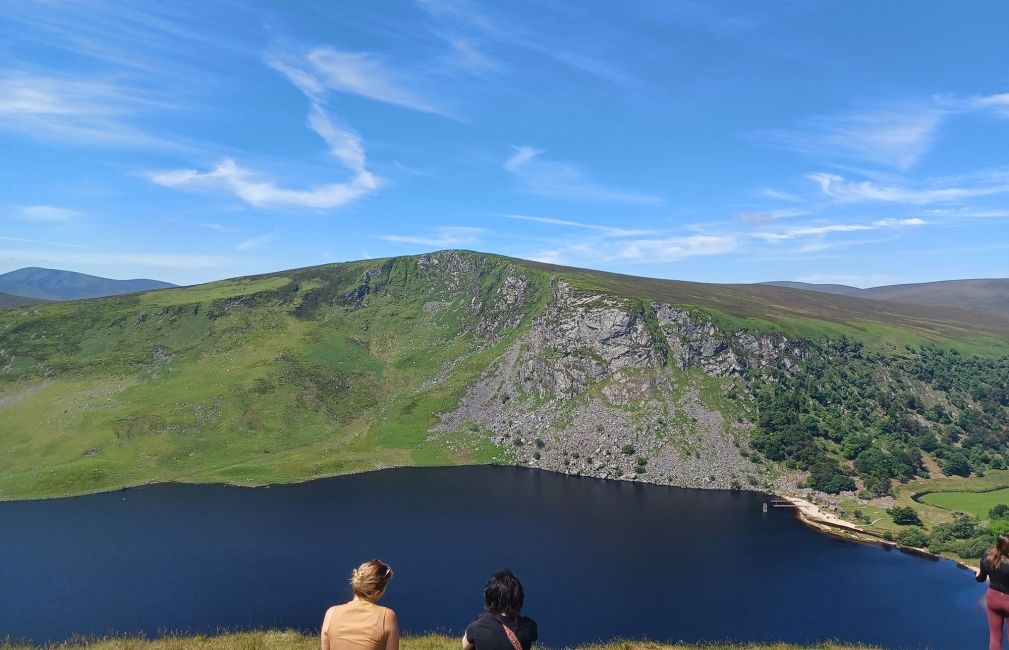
left=920, top=487, right=1009, bottom=518
left=0, top=630, right=883, bottom=650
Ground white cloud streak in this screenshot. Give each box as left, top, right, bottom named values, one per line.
left=613, top=235, right=738, bottom=261
left=150, top=56, right=380, bottom=210
left=757, top=106, right=944, bottom=171
left=807, top=172, right=1009, bottom=204
left=504, top=214, right=656, bottom=237
left=236, top=233, right=274, bottom=251
left=16, top=205, right=85, bottom=221
left=0, top=249, right=228, bottom=270
left=0, top=72, right=174, bottom=148
left=504, top=146, right=664, bottom=206
left=307, top=48, right=447, bottom=115
left=757, top=92, right=1009, bottom=171
left=753, top=217, right=926, bottom=241
left=383, top=226, right=485, bottom=247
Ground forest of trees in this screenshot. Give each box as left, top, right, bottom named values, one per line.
left=748, top=341, right=1009, bottom=498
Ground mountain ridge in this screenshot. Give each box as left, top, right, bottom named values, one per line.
left=0, top=267, right=176, bottom=301
left=761, top=278, right=1009, bottom=316
left=0, top=250, right=1006, bottom=536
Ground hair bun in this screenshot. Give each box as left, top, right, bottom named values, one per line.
left=349, top=560, right=393, bottom=599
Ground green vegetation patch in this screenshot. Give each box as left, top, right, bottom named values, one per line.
left=920, top=487, right=1009, bottom=519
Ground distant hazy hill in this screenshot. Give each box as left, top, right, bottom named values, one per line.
left=1, top=251, right=1007, bottom=503
left=761, top=281, right=864, bottom=296
left=763, top=279, right=1009, bottom=316
left=0, top=292, right=48, bottom=308
left=0, top=267, right=176, bottom=301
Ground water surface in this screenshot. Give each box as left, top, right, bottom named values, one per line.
left=0, top=466, right=985, bottom=649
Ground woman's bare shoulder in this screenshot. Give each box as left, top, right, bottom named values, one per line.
left=325, top=603, right=349, bottom=617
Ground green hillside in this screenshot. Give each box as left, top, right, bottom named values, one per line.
left=1, top=250, right=1007, bottom=510
left=0, top=292, right=48, bottom=309
left=0, top=254, right=555, bottom=498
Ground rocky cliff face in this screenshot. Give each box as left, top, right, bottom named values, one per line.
left=434, top=279, right=803, bottom=489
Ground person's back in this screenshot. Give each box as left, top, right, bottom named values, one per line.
left=323, top=599, right=392, bottom=650
left=977, top=534, right=1009, bottom=650
left=463, top=570, right=537, bottom=650
left=322, top=560, right=399, bottom=650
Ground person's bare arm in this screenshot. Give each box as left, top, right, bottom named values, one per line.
left=384, top=609, right=400, bottom=650
left=321, top=608, right=334, bottom=650
left=978, top=559, right=989, bottom=582
left=462, top=632, right=475, bottom=650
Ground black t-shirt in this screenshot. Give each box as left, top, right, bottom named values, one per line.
left=981, top=554, right=1009, bottom=594
left=465, top=612, right=538, bottom=650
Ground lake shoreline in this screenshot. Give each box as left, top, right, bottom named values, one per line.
left=779, top=493, right=977, bottom=571
left=0, top=463, right=980, bottom=571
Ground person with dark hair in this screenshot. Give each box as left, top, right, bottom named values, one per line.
left=462, top=570, right=537, bottom=650
left=977, top=534, right=1009, bottom=650
left=322, top=560, right=399, bottom=650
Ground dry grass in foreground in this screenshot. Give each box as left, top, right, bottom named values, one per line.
left=0, top=630, right=883, bottom=650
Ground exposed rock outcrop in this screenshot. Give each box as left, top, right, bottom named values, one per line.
left=434, top=281, right=801, bottom=489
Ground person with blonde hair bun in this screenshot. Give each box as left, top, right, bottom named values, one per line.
left=321, top=560, right=399, bottom=650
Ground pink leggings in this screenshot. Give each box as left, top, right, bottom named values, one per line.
left=988, top=589, right=1009, bottom=650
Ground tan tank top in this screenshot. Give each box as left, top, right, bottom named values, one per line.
left=324, top=600, right=389, bottom=650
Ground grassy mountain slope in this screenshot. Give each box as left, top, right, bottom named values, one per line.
left=861, top=278, right=1009, bottom=316
left=0, top=292, right=48, bottom=308
left=762, top=281, right=864, bottom=296
left=538, top=262, right=1009, bottom=356
left=763, top=279, right=1009, bottom=317
left=0, top=254, right=551, bottom=498
left=0, top=267, right=176, bottom=301
left=1, top=251, right=1007, bottom=508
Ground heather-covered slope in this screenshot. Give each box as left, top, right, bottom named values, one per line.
left=763, top=278, right=1009, bottom=317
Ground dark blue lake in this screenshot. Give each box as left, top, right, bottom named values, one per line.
left=0, top=466, right=986, bottom=649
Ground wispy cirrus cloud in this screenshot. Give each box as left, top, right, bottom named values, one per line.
left=520, top=210, right=932, bottom=267
left=0, top=248, right=228, bottom=270
left=0, top=72, right=174, bottom=148
left=503, top=214, right=656, bottom=237
left=755, top=105, right=944, bottom=172
left=15, top=205, right=86, bottom=222
left=938, top=92, right=1009, bottom=118
left=527, top=234, right=738, bottom=266
left=236, top=233, right=275, bottom=251
left=504, top=146, right=664, bottom=205
left=613, top=235, right=738, bottom=261
left=756, top=92, right=1009, bottom=172
left=382, top=226, right=485, bottom=247
left=150, top=57, right=380, bottom=210
left=753, top=217, right=926, bottom=241
left=416, top=0, right=636, bottom=87
left=734, top=208, right=810, bottom=224
left=758, top=187, right=804, bottom=203
left=306, top=48, right=447, bottom=116
left=807, top=172, right=1009, bottom=204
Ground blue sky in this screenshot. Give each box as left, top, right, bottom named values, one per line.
left=2, top=1, right=1008, bottom=287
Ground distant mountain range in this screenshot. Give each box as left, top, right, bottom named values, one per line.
left=0, top=267, right=176, bottom=302
left=761, top=279, right=1009, bottom=316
